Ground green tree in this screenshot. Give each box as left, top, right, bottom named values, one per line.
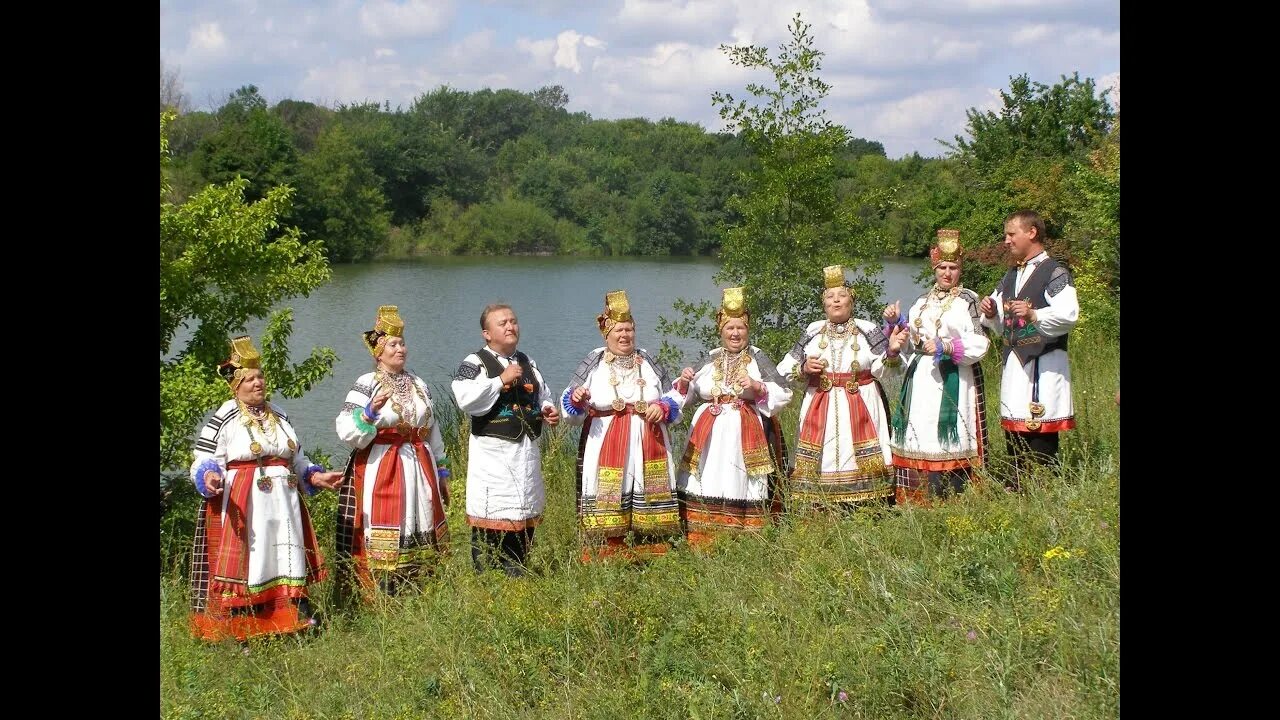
left=451, top=196, right=583, bottom=254
left=160, top=112, right=337, bottom=481
left=390, top=111, right=490, bottom=222
left=942, top=73, right=1117, bottom=334
left=1061, top=115, right=1120, bottom=338
left=292, top=123, right=393, bottom=262
left=516, top=154, right=587, bottom=221
left=273, top=99, right=335, bottom=153
left=949, top=72, right=1114, bottom=173
left=660, top=13, right=894, bottom=365
left=191, top=86, right=299, bottom=204
left=630, top=170, right=703, bottom=255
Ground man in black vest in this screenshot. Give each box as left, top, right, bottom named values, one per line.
left=451, top=303, right=560, bottom=576
left=979, top=210, right=1080, bottom=487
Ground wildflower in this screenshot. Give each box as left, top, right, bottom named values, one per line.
left=1100, top=521, right=1109, bottom=530
left=966, top=629, right=977, bottom=641
left=1043, top=546, right=1071, bottom=560
left=838, top=691, right=848, bottom=703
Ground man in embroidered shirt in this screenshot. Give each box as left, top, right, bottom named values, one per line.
left=451, top=303, right=559, bottom=576
left=979, top=210, right=1080, bottom=487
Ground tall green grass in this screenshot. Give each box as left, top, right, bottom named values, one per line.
left=161, top=334, right=1118, bottom=719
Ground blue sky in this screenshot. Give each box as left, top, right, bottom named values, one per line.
left=159, top=0, right=1119, bottom=158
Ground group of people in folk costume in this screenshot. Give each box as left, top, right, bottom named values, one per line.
left=185, top=209, right=1079, bottom=643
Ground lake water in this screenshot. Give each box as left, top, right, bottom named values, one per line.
left=208, top=256, right=930, bottom=457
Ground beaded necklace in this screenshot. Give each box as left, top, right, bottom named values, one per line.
left=605, top=351, right=646, bottom=412
left=376, top=369, right=430, bottom=424
left=711, top=348, right=750, bottom=397
left=915, top=284, right=962, bottom=339
left=239, top=400, right=282, bottom=457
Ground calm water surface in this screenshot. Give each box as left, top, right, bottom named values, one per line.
left=224, top=256, right=930, bottom=456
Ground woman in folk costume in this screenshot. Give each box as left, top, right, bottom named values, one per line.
left=335, top=305, right=453, bottom=598
left=883, top=229, right=991, bottom=503
left=188, top=336, right=345, bottom=642
left=559, top=290, right=686, bottom=560
left=775, top=266, right=909, bottom=509
left=672, top=287, right=793, bottom=545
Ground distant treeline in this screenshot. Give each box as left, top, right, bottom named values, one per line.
left=160, top=75, right=1117, bottom=320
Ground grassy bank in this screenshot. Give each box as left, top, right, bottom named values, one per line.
left=160, top=334, right=1119, bottom=719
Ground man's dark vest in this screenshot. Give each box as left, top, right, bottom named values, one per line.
left=999, top=257, right=1069, bottom=365
left=470, top=349, right=543, bottom=441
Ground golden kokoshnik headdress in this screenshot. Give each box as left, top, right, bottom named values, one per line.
left=363, top=305, right=406, bottom=358
left=716, top=286, right=749, bottom=330
left=822, top=265, right=854, bottom=295
left=597, top=290, right=633, bottom=338
left=217, top=335, right=262, bottom=389
left=929, top=228, right=964, bottom=267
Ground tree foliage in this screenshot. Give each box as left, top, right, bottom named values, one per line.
left=942, top=73, right=1119, bottom=338
left=160, top=112, right=337, bottom=476
left=659, top=13, right=894, bottom=365
left=292, top=123, right=392, bottom=262
left=192, top=86, right=299, bottom=204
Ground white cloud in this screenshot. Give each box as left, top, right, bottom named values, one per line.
left=849, top=86, right=997, bottom=156
left=298, top=58, right=441, bottom=108
left=189, top=22, right=228, bottom=54
left=1012, top=24, right=1052, bottom=45
left=591, top=41, right=737, bottom=94
left=160, top=0, right=1119, bottom=156
left=553, top=30, right=607, bottom=73
left=615, top=0, right=734, bottom=41
left=360, top=0, right=455, bottom=39
left=517, top=37, right=559, bottom=68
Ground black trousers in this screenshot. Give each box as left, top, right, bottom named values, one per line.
left=471, top=527, right=535, bottom=576
left=896, top=466, right=970, bottom=499
left=1004, top=431, right=1060, bottom=489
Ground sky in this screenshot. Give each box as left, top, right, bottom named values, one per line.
left=159, top=0, right=1119, bottom=159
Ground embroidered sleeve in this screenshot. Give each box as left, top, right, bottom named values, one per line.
left=451, top=354, right=502, bottom=416
left=193, top=458, right=223, bottom=498
left=864, top=326, right=888, bottom=356
left=1046, top=266, right=1073, bottom=297
left=337, top=375, right=380, bottom=449
left=454, top=361, right=481, bottom=381
left=299, top=464, right=323, bottom=496
left=561, top=387, right=584, bottom=416
left=193, top=404, right=238, bottom=455
left=567, top=350, right=604, bottom=390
